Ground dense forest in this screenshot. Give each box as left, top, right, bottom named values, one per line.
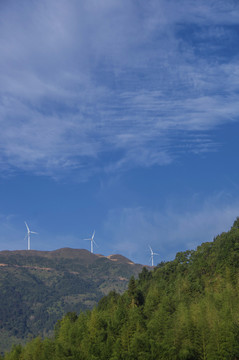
left=3, top=218, right=239, bottom=359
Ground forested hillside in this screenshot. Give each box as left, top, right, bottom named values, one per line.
left=0, top=248, right=144, bottom=353
left=3, top=218, right=239, bottom=360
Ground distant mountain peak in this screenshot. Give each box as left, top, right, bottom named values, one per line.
left=106, top=254, right=135, bottom=265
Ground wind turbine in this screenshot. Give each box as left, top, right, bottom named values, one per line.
left=25, top=222, right=38, bottom=250
left=149, top=245, right=159, bottom=267
left=84, top=230, right=97, bottom=253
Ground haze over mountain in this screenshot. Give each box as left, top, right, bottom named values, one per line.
left=0, top=248, right=145, bottom=353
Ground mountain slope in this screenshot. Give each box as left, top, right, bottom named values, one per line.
left=0, top=248, right=145, bottom=353
left=4, top=218, right=239, bottom=360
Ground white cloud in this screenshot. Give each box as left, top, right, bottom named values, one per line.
left=0, top=0, right=239, bottom=178
left=1, top=192, right=239, bottom=262
left=103, top=193, right=239, bottom=263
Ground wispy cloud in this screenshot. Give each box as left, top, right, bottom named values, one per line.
left=1, top=192, right=239, bottom=261
left=102, top=193, right=239, bottom=263
left=0, top=0, right=239, bottom=178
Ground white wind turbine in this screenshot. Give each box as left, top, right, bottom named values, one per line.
left=84, top=230, right=97, bottom=253
left=25, top=222, right=38, bottom=250
left=149, top=245, right=159, bottom=267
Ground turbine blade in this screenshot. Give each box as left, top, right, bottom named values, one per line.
left=25, top=222, right=29, bottom=232
left=93, top=240, right=98, bottom=247
left=30, top=231, right=38, bottom=234
left=92, top=230, right=95, bottom=240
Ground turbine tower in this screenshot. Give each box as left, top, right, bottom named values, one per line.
left=25, top=222, right=38, bottom=250
left=149, top=245, right=159, bottom=267
left=84, top=230, right=96, bottom=253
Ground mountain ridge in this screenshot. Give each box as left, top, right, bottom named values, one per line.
left=0, top=248, right=140, bottom=265
left=0, top=248, right=146, bottom=353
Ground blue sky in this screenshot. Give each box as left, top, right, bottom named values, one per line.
left=0, top=0, right=239, bottom=265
